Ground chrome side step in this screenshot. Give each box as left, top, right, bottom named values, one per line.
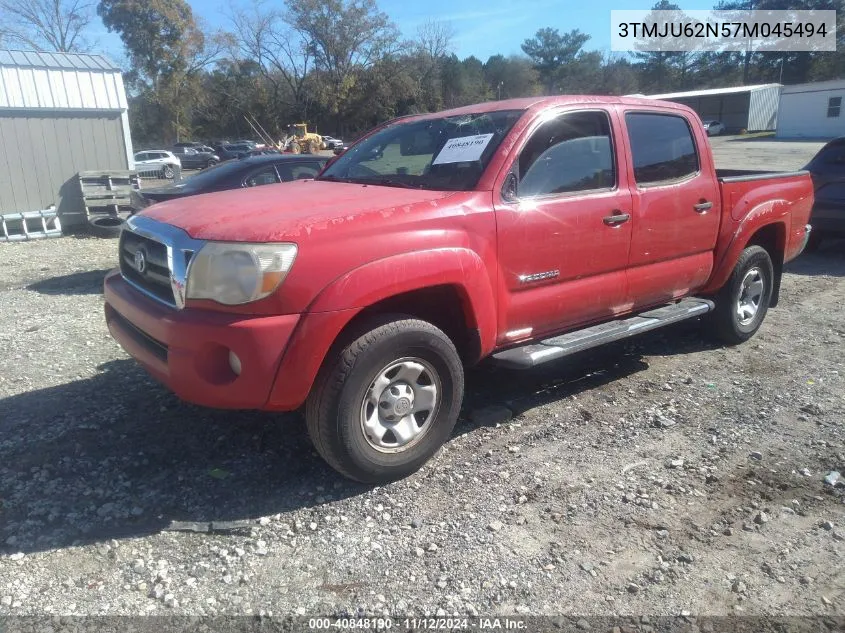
left=492, top=298, right=714, bottom=369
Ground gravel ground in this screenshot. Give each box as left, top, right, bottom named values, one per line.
left=1, top=143, right=843, bottom=621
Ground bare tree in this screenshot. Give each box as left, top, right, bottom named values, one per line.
left=229, top=1, right=315, bottom=121
left=0, top=0, right=93, bottom=52
left=415, top=19, right=454, bottom=61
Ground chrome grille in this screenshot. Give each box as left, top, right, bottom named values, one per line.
left=119, top=216, right=204, bottom=309
left=120, top=231, right=176, bottom=305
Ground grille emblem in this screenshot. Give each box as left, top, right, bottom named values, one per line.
left=134, top=248, right=147, bottom=274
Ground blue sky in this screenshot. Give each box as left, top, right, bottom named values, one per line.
left=94, top=0, right=713, bottom=66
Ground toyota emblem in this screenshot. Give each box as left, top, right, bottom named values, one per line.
left=134, top=249, right=147, bottom=274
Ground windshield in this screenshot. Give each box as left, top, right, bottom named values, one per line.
left=318, top=109, right=524, bottom=191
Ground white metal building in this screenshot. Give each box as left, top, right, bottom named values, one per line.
left=776, top=79, right=845, bottom=139
left=648, top=84, right=782, bottom=133
left=0, top=49, right=133, bottom=225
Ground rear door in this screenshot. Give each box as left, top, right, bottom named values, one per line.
left=620, top=110, right=720, bottom=309
left=494, top=108, right=633, bottom=342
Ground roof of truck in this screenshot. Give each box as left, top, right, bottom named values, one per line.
left=407, top=95, right=689, bottom=121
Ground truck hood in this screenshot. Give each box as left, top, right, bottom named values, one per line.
left=140, top=179, right=456, bottom=242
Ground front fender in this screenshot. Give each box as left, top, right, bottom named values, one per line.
left=265, top=248, right=497, bottom=411
left=309, top=247, right=497, bottom=350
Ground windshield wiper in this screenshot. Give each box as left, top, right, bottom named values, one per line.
left=369, top=178, right=426, bottom=189
left=315, top=174, right=355, bottom=183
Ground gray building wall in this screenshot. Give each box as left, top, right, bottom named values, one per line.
left=667, top=93, right=751, bottom=132
left=747, top=86, right=780, bottom=132
left=0, top=110, right=128, bottom=222
left=653, top=85, right=781, bottom=133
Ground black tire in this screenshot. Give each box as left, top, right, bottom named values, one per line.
left=162, top=165, right=175, bottom=179
left=710, top=245, right=774, bottom=345
left=205, top=159, right=218, bottom=169
left=87, top=215, right=125, bottom=238
left=306, top=316, right=464, bottom=483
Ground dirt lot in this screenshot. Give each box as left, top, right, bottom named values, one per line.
left=0, top=140, right=843, bottom=623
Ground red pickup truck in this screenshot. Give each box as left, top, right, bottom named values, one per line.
left=104, top=96, right=813, bottom=483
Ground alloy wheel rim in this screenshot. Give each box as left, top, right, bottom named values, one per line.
left=360, top=357, right=441, bottom=453
left=736, top=267, right=765, bottom=326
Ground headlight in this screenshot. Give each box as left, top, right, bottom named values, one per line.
left=186, top=242, right=297, bottom=305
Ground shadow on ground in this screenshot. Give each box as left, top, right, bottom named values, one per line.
left=786, top=238, right=845, bottom=277
left=0, top=319, right=717, bottom=555
left=26, top=269, right=111, bottom=295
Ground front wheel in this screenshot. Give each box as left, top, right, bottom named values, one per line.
left=305, top=316, right=464, bottom=483
left=162, top=165, right=175, bottom=179
left=710, top=245, right=774, bottom=345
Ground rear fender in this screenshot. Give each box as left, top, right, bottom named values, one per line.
left=702, top=202, right=788, bottom=296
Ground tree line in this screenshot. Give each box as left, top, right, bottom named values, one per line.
left=1, top=0, right=843, bottom=144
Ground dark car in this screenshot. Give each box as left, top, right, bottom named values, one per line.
left=216, top=143, right=253, bottom=160
left=171, top=145, right=220, bottom=170
left=804, top=137, right=845, bottom=250
left=130, top=154, right=328, bottom=211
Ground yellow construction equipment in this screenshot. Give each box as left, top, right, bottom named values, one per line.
left=285, top=123, right=322, bottom=154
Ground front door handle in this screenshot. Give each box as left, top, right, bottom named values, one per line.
left=603, top=211, right=631, bottom=226
left=694, top=200, right=713, bottom=213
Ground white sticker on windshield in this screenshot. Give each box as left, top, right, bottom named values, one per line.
left=432, top=133, right=494, bottom=165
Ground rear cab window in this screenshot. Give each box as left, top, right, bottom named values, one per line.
left=625, top=112, right=699, bottom=185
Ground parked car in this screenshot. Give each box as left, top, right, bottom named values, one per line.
left=133, top=150, right=181, bottom=179
left=804, top=136, right=845, bottom=249
left=106, top=96, right=812, bottom=483
left=321, top=135, right=344, bottom=150
left=130, top=154, right=328, bottom=210
left=216, top=143, right=253, bottom=160
left=171, top=146, right=220, bottom=170
left=234, top=139, right=263, bottom=149
left=703, top=120, right=725, bottom=136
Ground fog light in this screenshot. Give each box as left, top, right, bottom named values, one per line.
left=228, top=350, right=242, bottom=376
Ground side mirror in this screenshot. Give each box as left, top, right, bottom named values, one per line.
left=502, top=172, right=518, bottom=202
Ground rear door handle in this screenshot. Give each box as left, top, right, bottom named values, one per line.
left=694, top=201, right=713, bottom=212
left=603, top=211, right=631, bottom=226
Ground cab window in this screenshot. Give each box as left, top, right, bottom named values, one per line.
left=625, top=113, right=699, bottom=185
left=518, top=110, right=616, bottom=198
left=244, top=167, right=280, bottom=187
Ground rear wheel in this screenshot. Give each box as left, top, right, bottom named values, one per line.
left=306, top=316, right=464, bottom=483
left=306, top=140, right=320, bottom=154
left=710, top=245, right=774, bottom=345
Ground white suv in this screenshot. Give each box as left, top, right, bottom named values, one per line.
left=134, top=150, right=182, bottom=179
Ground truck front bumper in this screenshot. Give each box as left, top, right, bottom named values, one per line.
left=104, top=271, right=300, bottom=409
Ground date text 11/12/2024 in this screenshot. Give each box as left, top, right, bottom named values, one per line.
left=308, top=617, right=527, bottom=630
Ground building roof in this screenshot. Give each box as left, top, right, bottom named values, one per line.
left=0, top=49, right=120, bottom=72
left=0, top=49, right=127, bottom=111
left=647, top=84, right=782, bottom=100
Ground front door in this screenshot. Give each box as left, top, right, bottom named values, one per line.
left=620, top=110, right=721, bottom=308
left=494, top=108, right=633, bottom=343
